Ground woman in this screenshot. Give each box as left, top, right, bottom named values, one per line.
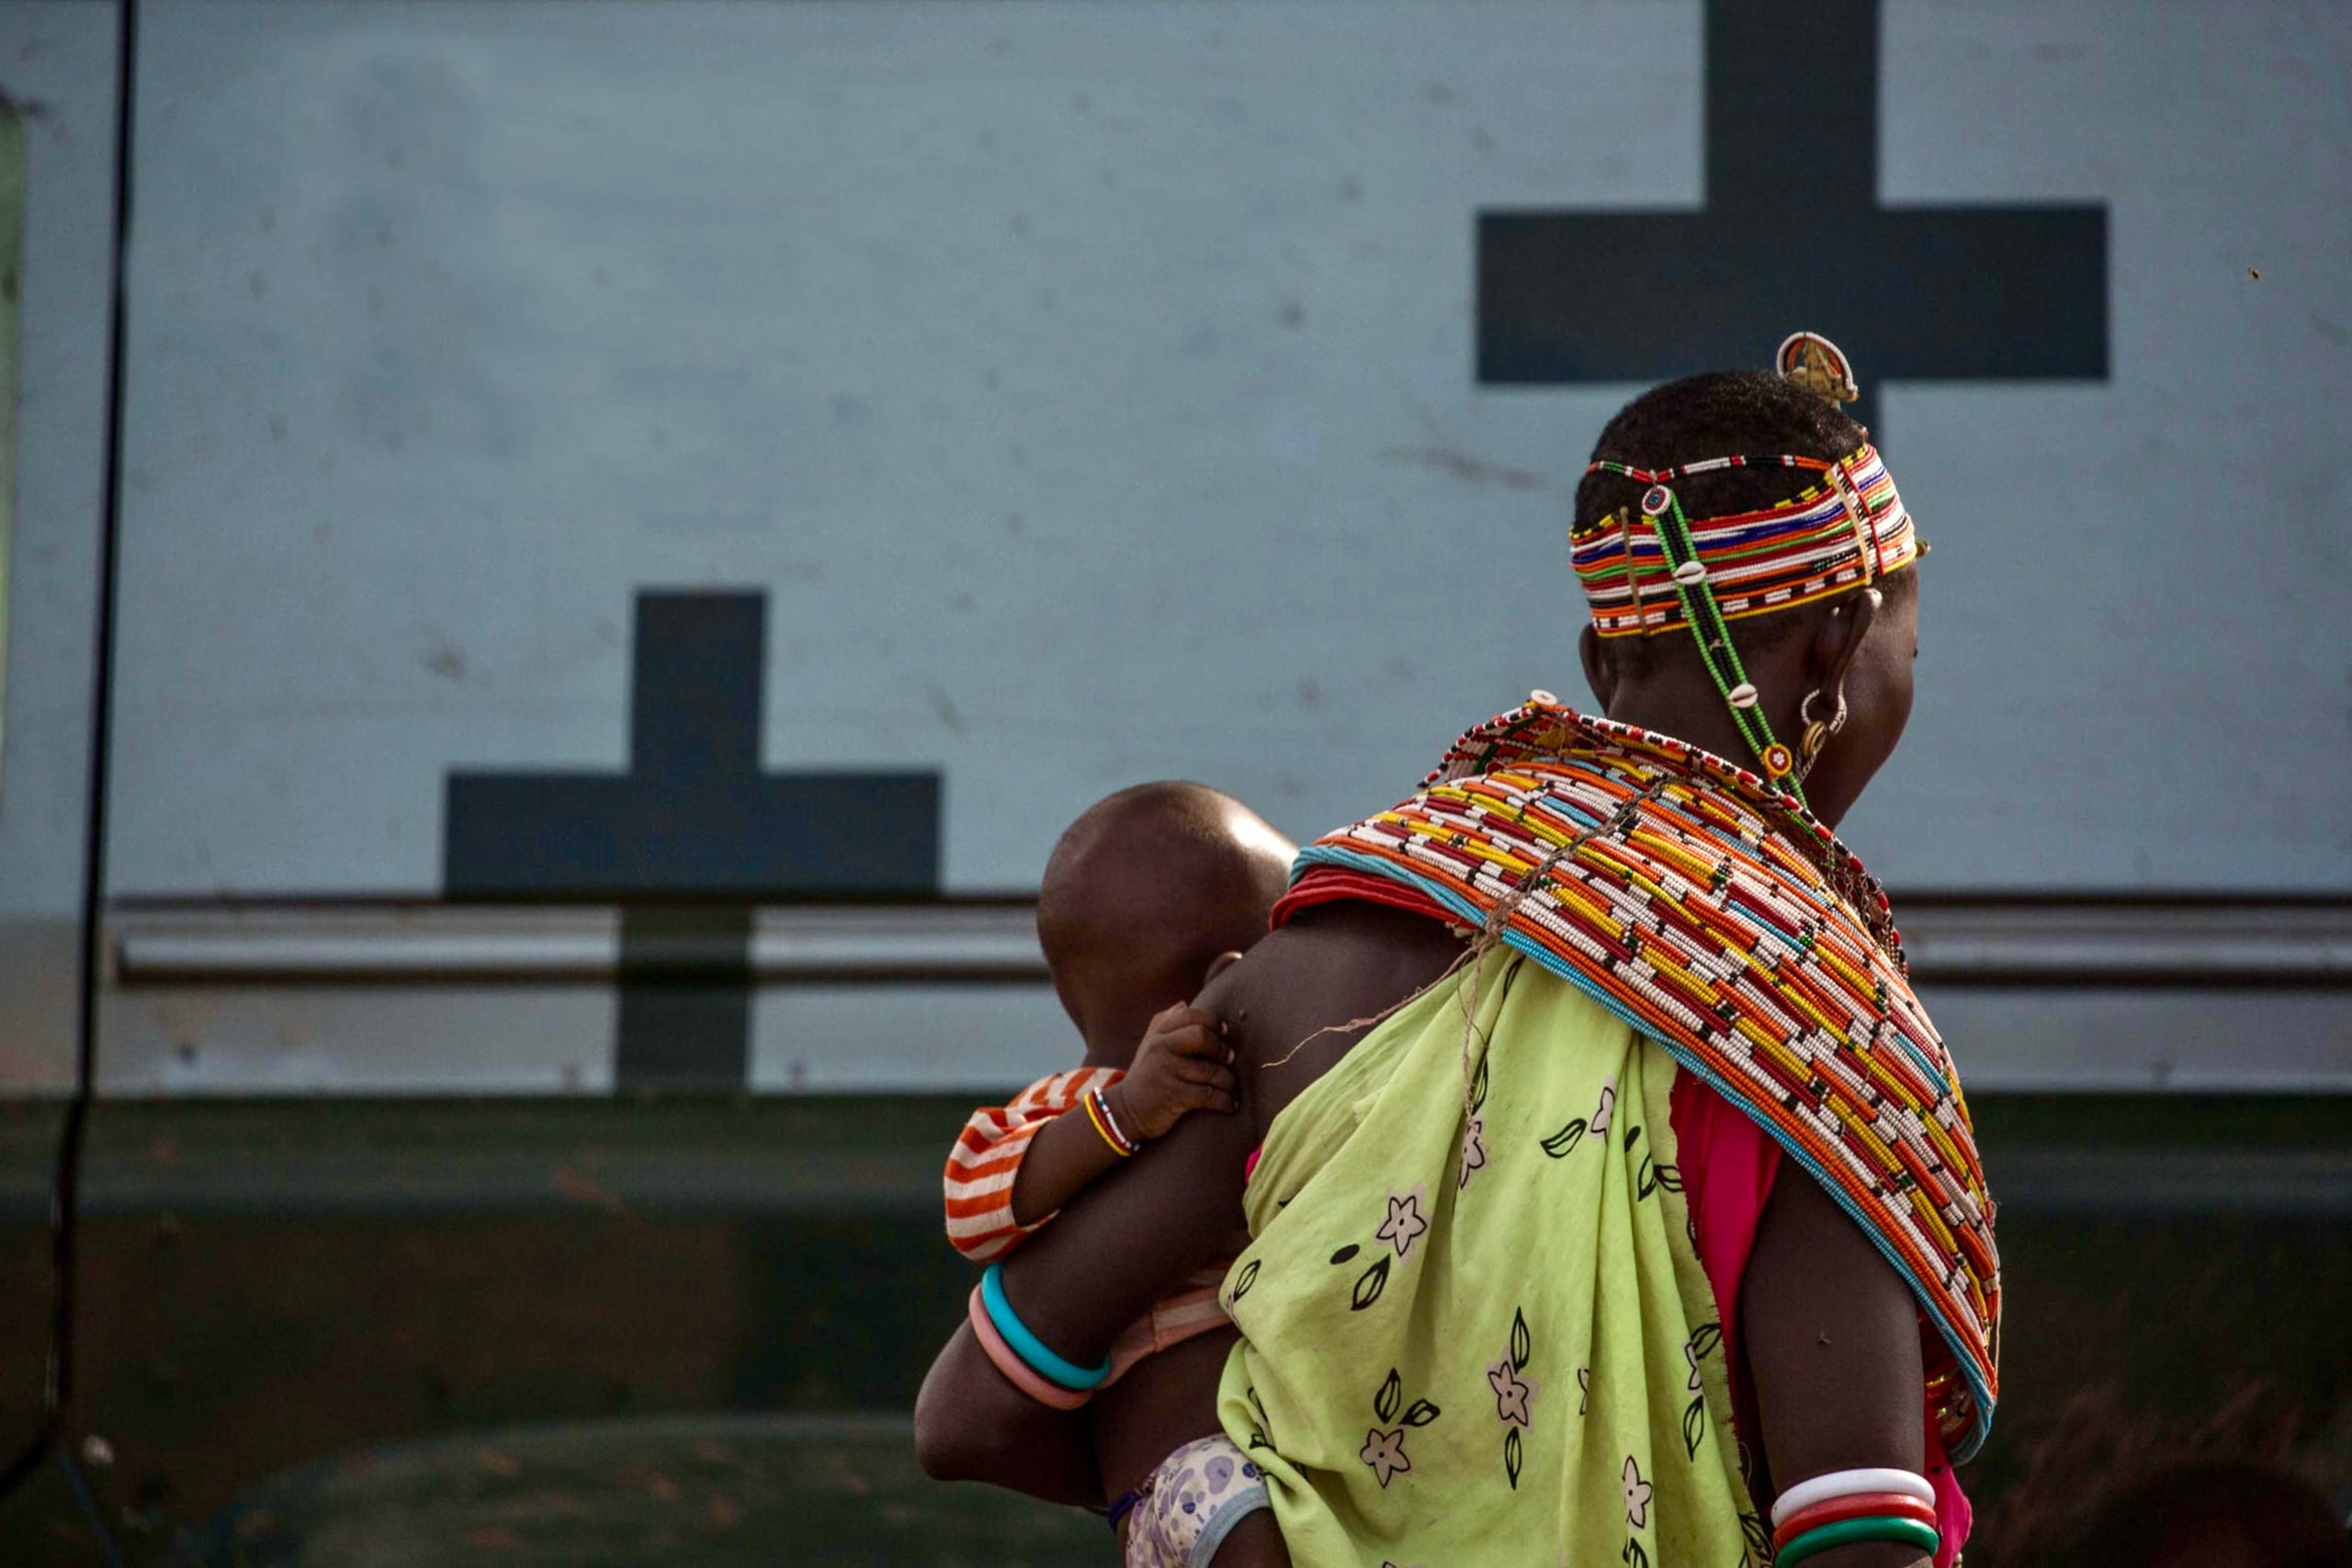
left=921, top=353, right=1996, bottom=1568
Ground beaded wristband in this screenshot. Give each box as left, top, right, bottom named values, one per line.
left=1773, top=1491, right=1937, bottom=1550
left=1083, top=1088, right=1136, bottom=1158
left=1775, top=1515, right=1939, bottom=1567
left=1770, top=1467, right=1938, bottom=1528
left=978, top=1261, right=1112, bottom=1392
left=967, top=1287, right=1090, bottom=1410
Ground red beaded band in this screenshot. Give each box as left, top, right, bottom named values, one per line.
left=1772, top=1490, right=1938, bottom=1551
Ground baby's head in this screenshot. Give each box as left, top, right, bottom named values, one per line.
left=1036, top=782, right=1295, bottom=1062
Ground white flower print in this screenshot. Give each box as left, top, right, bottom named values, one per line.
left=1591, top=1077, right=1617, bottom=1134
left=1361, top=1426, right=1412, bottom=1487
left=1458, top=1115, right=1488, bottom=1191
left=1487, top=1357, right=1537, bottom=1427
left=1686, top=1340, right=1703, bottom=1392
left=1622, top=1454, right=1654, bottom=1529
left=1375, top=1186, right=1430, bottom=1258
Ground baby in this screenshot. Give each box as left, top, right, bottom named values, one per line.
left=942, top=782, right=1295, bottom=1568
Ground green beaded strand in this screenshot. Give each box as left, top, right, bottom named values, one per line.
left=1643, top=482, right=1806, bottom=808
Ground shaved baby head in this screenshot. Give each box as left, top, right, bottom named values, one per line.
left=1037, top=782, right=1295, bottom=1056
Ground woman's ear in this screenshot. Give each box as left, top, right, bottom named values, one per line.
left=1578, top=624, right=1617, bottom=711
left=1806, top=587, right=1883, bottom=713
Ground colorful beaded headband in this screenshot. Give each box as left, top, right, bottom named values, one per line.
left=1571, top=443, right=1917, bottom=639
left=1570, top=333, right=1923, bottom=803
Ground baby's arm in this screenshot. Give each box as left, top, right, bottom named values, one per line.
left=1010, top=1006, right=1237, bottom=1224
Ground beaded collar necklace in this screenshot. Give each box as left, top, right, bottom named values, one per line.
left=1443, top=699, right=1906, bottom=969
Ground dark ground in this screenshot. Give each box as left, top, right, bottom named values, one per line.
left=0, top=1094, right=2346, bottom=1565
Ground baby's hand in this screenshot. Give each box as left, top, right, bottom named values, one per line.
left=1106, top=1003, right=1238, bottom=1143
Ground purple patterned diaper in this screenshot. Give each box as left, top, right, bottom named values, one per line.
left=1121, top=1434, right=1272, bottom=1568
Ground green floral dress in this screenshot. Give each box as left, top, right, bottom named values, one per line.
left=1217, top=953, right=1766, bottom=1565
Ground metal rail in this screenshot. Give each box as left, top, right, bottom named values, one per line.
left=109, top=898, right=2352, bottom=988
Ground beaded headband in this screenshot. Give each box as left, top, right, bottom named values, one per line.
left=1571, top=443, right=1918, bottom=639
left=1570, top=333, right=1924, bottom=804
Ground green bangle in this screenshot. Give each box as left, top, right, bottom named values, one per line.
left=1776, top=1514, right=1940, bottom=1566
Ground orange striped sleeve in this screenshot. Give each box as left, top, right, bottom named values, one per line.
left=943, top=1066, right=1126, bottom=1262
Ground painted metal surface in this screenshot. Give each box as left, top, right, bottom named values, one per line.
left=0, top=0, right=2347, bottom=1092
left=0, top=5, right=120, bottom=1091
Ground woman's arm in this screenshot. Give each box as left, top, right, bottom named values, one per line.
left=1742, top=1168, right=1935, bottom=1568
left=912, top=1321, right=1102, bottom=1505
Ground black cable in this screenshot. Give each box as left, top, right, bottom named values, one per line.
left=0, top=0, right=139, bottom=1520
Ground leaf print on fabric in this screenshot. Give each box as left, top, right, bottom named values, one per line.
left=1621, top=1539, right=1650, bottom=1568
left=1740, top=1511, right=1773, bottom=1564
left=1577, top=1365, right=1591, bottom=1416
left=1229, top=1258, right=1261, bottom=1304
left=1245, top=1383, right=1274, bottom=1451
left=1488, top=1304, right=1537, bottom=1486
left=1375, top=1186, right=1430, bottom=1258
left=1470, top=1055, right=1489, bottom=1115
left=1681, top=1391, right=1707, bottom=1459
left=1401, top=1398, right=1442, bottom=1427
left=1622, top=1455, right=1653, bottom=1529
left=1458, top=1115, right=1488, bottom=1191
left=1351, top=1254, right=1393, bottom=1311
left=1540, top=1117, right=1589, bottom=1158
left=1375, top=1368, right=1403, bottom=1425
left=1360, top=1426, right=1411, bottom=1488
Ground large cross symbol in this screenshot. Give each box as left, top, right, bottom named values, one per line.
left=1476, top=0, right=2109, bottom=433
left=444, top=590, right=941, bottom=1089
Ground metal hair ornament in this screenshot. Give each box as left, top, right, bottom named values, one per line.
left=1778, top=330, right=1860, bottom=404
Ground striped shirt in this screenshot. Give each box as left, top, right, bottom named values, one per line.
left=944, top=1066, right=1127, bottom=1263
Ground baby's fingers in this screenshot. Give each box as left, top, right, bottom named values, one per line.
left=1173, top=1058, right=1239, bottom=1097
left=1182, top=1079, right=1241, bottom=1115
left=1154, top=1021, right=1231, bottom=1062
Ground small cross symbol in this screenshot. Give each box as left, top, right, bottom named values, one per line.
left=444, top=590, right=941, bottom=1088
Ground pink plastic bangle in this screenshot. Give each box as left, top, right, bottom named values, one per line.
left=967, top=1287, right=1091, bottom=1410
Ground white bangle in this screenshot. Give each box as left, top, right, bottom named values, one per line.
left=1769, top=1467, right=1937, bottom=1529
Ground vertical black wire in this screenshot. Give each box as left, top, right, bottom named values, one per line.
left=0, top=0, right=138, bottom=1521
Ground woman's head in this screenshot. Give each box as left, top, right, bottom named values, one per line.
left=1571, top=369, right=1923, bottom=826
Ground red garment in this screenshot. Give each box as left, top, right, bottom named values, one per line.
left=1274, top=865, right=1969, bottom=1563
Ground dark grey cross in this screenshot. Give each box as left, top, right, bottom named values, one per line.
left=445, top=590, right=941, bottom=1089
left=1476, top=0, right=2109, bottom=433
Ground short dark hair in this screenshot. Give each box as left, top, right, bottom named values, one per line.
left=1574, top=371, right=1871, bottom=680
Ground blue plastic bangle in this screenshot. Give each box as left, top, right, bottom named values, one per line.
left=978, top=1262, right=1111, bottom=1392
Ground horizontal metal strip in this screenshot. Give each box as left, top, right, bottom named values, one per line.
left=112, top=906, right=1049, bottom=986
left=108, top=899, right=2352, bottom=988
